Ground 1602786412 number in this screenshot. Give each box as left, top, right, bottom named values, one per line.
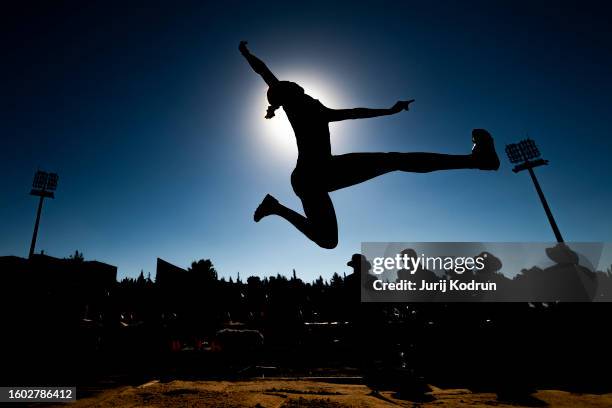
left=1, top=387, right=75, bottom=402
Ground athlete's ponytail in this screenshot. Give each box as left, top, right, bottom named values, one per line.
left=265, top=104, right=280, bottom=119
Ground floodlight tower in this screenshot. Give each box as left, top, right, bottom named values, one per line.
left=29, top=170, right=59, bottom=258
left=505, top=139, right=564, bottom=243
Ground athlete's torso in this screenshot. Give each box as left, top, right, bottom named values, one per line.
left=284, top=95, right=332, bottom=164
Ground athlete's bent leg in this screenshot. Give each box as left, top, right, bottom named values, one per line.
left=254, top=192, right=338, bottom=249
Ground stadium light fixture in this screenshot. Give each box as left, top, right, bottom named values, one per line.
left=505, top=138, right=563, bottom=243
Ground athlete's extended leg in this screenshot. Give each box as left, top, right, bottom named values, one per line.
left=327, top=128, right=499, bottom=191
left=254, top=192, right=338, bottom=249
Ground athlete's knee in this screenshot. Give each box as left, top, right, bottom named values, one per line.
left=313, top=230, right=338, bottom=249
left=316, top=235, right=338, bottom=249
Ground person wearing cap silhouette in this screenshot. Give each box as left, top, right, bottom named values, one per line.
left=240, top=41, right=500, bottom=249
left=344, top=254, right=390, bottom=373
left=345, top=253, right=377, bottom=296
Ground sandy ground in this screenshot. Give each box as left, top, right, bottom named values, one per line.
left=54, top=379, right=612, bottom=408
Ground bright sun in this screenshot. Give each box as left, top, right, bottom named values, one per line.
left=252, top=73, right=345, bottom=159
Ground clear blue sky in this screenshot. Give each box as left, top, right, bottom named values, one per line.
left=3, top=1, right=612, bottom=280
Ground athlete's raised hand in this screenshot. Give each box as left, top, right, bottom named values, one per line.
left=239, top=40, right=250, bottom=56
left=391, top=99, right=415, bottom=113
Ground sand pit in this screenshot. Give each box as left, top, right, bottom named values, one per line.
left=58, top=379, right=612, bottom=407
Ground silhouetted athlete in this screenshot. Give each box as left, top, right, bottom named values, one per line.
left=240, top=41, right=500, bottom=249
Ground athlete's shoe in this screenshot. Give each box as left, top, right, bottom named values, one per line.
left=254, top=194, right=278, bottom=222
left=471, top=129, right=500, bottom=170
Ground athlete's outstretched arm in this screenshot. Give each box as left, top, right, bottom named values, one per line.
left=239, top=41, right=279, bottom=87
left=327, top=99, right=415, bottom=122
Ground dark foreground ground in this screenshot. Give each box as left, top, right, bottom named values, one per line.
left=4, top=262, right=612, bottom=408
left=9, top=304, right=612, bottom=408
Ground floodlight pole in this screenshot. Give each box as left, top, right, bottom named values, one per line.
left=526, top=166, right=564, bottom=243
left=512, top=158, right=564, bottom=243
left=29, top=193, right=46, bottom=258
left=28, top=185, right=55, bottom=259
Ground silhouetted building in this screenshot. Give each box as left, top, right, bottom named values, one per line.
left=155, top=257, right=188, bottom=287
left=0, top=254, right=116, bottom=294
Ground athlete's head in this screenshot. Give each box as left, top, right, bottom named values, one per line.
left=265, top=81, right=304, bottom=119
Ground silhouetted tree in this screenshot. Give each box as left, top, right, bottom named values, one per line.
left=189, top=259, right=218, bottom=282
left=330, top=272, right=343, bottom=288
left=137, top=270, right=145, bottom=285
left=67, top=250, right=84, bottom=262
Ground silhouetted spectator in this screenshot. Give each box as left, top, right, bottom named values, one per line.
left=346, top=254, right=376, bottom=295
